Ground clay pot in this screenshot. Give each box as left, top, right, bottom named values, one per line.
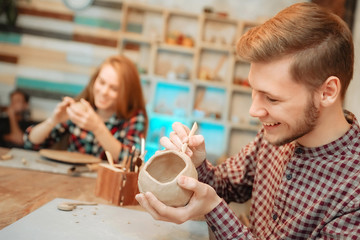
left=70, top=101, right=86, bottom=111
left=138, top=150, right=198, bottom=207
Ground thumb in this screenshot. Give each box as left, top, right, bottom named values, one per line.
left=80, top=98, right=90, bottom=106
left=177, top=176, right=198, bottom=191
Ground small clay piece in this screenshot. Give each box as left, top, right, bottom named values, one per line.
left=1, top=153, right=13, bottom=160
left=21, top=158, right=28, bottom=165
left=138, top=122, right=199, bottom=207
left=70, top=101, right=87, bottom=112
left=58, top=203, right=76, bottom=211
left=57, top=201, right=98, bottom=211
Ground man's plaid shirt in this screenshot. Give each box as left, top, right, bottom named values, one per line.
left=199, top=110, right=360, bottom=239
left=24, top=110, right=146, bottom=162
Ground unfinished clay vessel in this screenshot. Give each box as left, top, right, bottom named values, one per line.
left=138, top=150, right=198, bottom=207
left=70, top=101, right=87, bottom=111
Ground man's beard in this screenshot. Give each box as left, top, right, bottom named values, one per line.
left=271, top=96, right=319, bottom=146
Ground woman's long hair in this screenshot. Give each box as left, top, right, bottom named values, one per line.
left=77, top=55, right=148, bottom=136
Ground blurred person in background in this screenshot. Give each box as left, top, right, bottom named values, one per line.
left=0, top=89, right=34, bottom=148
left=24, top=55, right=148, bottom=162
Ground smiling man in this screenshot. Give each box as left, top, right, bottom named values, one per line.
left=136, top=2, right=360, bottom=239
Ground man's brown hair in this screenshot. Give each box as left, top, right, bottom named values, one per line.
left=237, top=2, right=354, bottom=100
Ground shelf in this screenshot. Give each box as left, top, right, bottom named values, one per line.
left=126, top=2, right=164, bottom=13
left=231, top=84, right=252, bottom=94
left=158, top=43, right=196, bottom=54
left=167, top=9, right=198, bottom=19
left=155, top=77, right=192, bottom=87
left=149, top=112, right=189, bottom=123
left=121, top=32, right=153, bottom=44
left=191, top=116, right=226, bottom=126
left=199, top=41, right=235, bottom=53
left=119, top=2, right=262, bottom=163
left=203, top=13, right=238, bottom=24
left=194, top=79, right=227, bottom=89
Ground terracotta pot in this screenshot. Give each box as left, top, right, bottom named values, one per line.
left=138, top=150, right=198, bottom=207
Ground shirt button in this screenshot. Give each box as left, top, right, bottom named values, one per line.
left=273, top=213, right=278, bottom=220
left=210, top=225, right=217, bottom=232
left=286, top=173, right=292, bottom=180
left=295, top=148, right=304, bottom=154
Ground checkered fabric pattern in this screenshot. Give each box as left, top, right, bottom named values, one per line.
left=199, top=110, right=360, bottom=239
left=24, top=110, right=146, bottom=162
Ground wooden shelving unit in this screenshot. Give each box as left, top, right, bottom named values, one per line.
left=118, top=2, right=262, bottom=163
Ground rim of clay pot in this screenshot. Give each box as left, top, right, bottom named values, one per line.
left=143, top=151, right=188, bottom=186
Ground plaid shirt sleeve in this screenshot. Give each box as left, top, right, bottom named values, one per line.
left=113, top=110, right=146, bottom=162
left=196, top=131, right=264, bottom=239
left=206, top=200, right=254, bottom=240
left=23, top=121, right=69, bottom=150
left=198, top=130, right=262, bottom=203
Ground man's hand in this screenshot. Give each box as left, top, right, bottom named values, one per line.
left=160, top=122, right=206, bottom=167
left=136, top=176, right=222, bottom=224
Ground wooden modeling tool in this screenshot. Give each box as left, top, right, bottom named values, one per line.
left=130, top=146, right=135, bottom=171
left=181, top=122, right=198, bottom=153
left=105, top=151, right=114, bottom=166
left=140, top=137, right=145, bottom=159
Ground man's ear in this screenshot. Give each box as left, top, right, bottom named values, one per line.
left=319, top=76, right=341, bottom=107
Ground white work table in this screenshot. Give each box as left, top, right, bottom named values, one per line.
left=0, top=198, right=209, bottom=240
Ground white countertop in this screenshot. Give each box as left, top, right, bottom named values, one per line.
left=0, top=198, right=209, bottom=240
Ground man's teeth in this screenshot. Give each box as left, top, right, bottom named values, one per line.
left=263, top=122, right=280, bottom=126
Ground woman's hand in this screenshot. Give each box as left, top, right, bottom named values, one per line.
left=160, top=122, right=206, bottom=167
left=136, top=176, right=222, bottom=224
left=66, top=99, right=102, bottom=133
left=49, top=96, right=75, bottom=125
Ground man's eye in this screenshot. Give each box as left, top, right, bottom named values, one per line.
left=267, top=96, right=278, bottom=102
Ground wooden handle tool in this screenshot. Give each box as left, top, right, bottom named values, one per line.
left=181, top=122, right=198, bottom=153
left=105, top=151, right=114, bottom=166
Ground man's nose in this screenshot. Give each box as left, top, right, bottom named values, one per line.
left=249, top=92, right=267, bottom=118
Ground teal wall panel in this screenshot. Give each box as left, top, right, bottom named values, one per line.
left=16, top=77, right=85, bottom=96
left=0, top=32, right=22, bottom=44
left=74, top=16, right=121, bottom=30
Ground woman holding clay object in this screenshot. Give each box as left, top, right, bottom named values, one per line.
left=24, top=55, right=148, bottom=162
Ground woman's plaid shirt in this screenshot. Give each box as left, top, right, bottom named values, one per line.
left=199, top=110, right=360, bottom=239
left=24, top=110, right=146, bottom=162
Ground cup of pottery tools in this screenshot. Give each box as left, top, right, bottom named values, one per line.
left=95, top=148, right=142, bottom=206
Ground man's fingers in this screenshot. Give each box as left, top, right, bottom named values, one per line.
left=177, top=176, right=199, bottom=192
left=172, top=122, right=190, bottom=140
left=136, top=193, right=163, bottom=221
left=159, top=136, right=178, bottom=150
left=189, top=135, right=205, bottom=148
left=144, top=192, right=188, bottom=224
left=169, top=131, right=184, bottom=148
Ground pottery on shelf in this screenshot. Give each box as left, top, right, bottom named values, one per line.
left=138, top=149, right=198, bottom=207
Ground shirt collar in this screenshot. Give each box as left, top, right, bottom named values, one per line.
left=293, top=110, right=360, bottom=158
left=106, top=113, right=120, bottom=125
